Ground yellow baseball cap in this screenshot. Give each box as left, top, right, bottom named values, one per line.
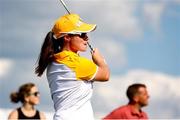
left=52, top=14, right=96, bottom=39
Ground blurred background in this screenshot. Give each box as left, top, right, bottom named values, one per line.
left=0, top=0, right=180, bottom=119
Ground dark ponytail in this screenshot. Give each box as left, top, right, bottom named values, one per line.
left=35, top=31, right=64, bottom=76
left=10, top=92, right=19, bottom=103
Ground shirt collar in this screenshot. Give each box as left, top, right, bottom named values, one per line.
left=54, top=51, right=79, bottom=60
left=128, top=104, right=144, bottom=117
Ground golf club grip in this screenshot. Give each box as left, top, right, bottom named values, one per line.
left=87, top=42, right=94, bottom=51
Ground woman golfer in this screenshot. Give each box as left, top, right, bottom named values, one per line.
left=35, top=14, right=110, bottom=120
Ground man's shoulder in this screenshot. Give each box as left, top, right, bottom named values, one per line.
left=112, top=105, right=130, bottom=113
left=116, top=104, right=129, bottom=109
left=103, top=105, right=130, bottom=119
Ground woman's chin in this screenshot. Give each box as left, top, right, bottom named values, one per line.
left=80, top=47, right=87, bottom=52
left=80, top=49, right=87, bottom=52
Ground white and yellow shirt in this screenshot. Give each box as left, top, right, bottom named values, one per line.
left=46, top=51, right=98, bottom=120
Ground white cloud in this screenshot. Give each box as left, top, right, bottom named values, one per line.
left=93, top=69, right=180, bottom=118
left=73, top=0, right=142, bottom=39
left=143, top=3, right=165, bottom=31
left=94, top=37, right=127, bottom=67
left=0, top=59, right=13, bottom=78
left=97, top=1, right=142, bottom=38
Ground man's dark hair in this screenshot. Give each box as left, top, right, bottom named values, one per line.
left=126, top=83, right=146, bottom=102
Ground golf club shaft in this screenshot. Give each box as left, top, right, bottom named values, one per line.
left=59, top=0, right=71, bottom=14
left=87, top=42, right=93, bottom=51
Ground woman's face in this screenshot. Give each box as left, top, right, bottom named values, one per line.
left=69, top=33, right=89, bottom=52
left=26, top=86, right=40, bottom=105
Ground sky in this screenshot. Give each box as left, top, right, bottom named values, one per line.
left=0, top=0, right=180, bottom=119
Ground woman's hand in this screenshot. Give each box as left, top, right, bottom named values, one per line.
left=91, top=48, right=110, bottom=82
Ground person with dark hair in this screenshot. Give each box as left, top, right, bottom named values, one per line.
left=35, top=14, right=110, bottom=120
left=103, top=83, right=149, bottom=119
left=8, top=83, right=46, bottom=120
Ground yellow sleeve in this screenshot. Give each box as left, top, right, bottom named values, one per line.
left=75, top=57, right=97, bottom=80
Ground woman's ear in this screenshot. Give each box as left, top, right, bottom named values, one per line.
left=24, top=95, right=29, bottom=103
left=63, top=35, right=71, bottom=42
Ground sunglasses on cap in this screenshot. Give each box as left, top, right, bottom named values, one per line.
left=28, top=91, right=40, bottom=97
